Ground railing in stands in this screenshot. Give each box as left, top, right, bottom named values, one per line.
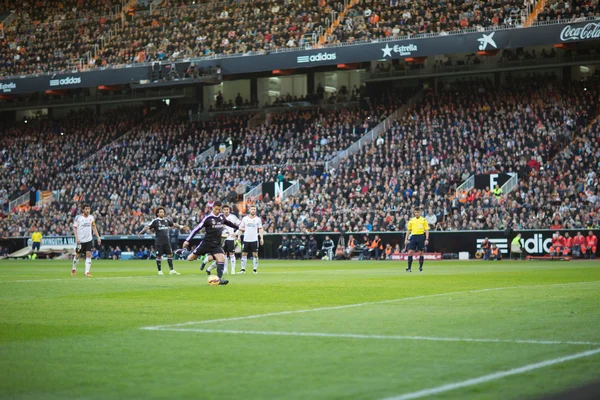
left=526, top=0, right=546, bottom=27
left=325, top=91, right=423, bottom=172
left=455, top=176, right=475, bottom=196
left=280, top=181, right=300, bottom=202
left=149, top=0, right=164, bottom=13
left=243, top=183, right=263, bottom=209
left=195, top=146, right=214, bottom=165
left=0, top=12, right=16, bottom=36
left=214, top=146, right=232, bottom=161
left=500, top=173, right=519, bottom=195
left=9, top=191, right=30, bottom=212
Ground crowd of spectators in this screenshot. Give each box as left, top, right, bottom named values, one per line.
left=0, top=91, right=402, bottom=237
left=2, top=0, right=597, bottom=77
left=251, top=74, right=600, bottom=234
left=0, top=106, right=146, bottom=207
left=324, top=0, right=526, bottom=45
left=1, top=75, right=599, bottom=242
left=537, top=0, right=600, bottom=22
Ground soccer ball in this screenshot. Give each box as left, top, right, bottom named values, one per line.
left=208, top=275, right=221, bottom=286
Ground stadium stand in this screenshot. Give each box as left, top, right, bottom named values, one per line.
left=0, top=92, right=404, bottom=237
left=0, top=0, right=595, bottom=76
left=1, top=73, right=599, bottom=238
left=253, top=75, right=600, bottom=233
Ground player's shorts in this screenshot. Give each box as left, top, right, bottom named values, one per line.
left=32, top=242, right=41, bottom=251
left=407, top=234, right=426, bottom=251
left=155, top=242, right=173, bottom=257
left=77, top=240, right=93, bottom=254
left=223, top=239, right=236, bottom=253
left=243, top=241, right=259, bottom=253
left=192, top=240, right=224, bottom=257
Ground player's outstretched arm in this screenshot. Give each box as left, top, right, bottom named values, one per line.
left=138, top=224, right=149, bottom=236
left=224, top=219, right=240, bottom=230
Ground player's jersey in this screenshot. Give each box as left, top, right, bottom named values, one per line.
left=552, top=235, right=564, bottom=246
left=186, top=213, right=239, bottom=244
left=223, top=214, right=241, bottom=240
left=74, top=214, right=95, bottom=242
left=573, top=236, right=585, bottom=247
left=587, top=234, right=598, bottom=246
left=149, top=218, right=173, bottom=244
left=240, top=215, right=263, bottom=242
left=407, top=217, right=429, bottom=235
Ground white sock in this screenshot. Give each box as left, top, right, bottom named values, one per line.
left=253, top=256, right=258, bottom=271
left=230, top=255, right=236, bottom=273
left=85, top=258, right=92, bottom=274
left=72, top=257, right=79, bottom=270
left=206, top=261, right=217, bottom=272
left=241, top=255, right=247, bottom=270
left=223, top=257, right=228, bottom=274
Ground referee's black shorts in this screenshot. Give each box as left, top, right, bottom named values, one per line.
left=192, top=240, right=224, bottom=257
left=408, top=234, right=426, bottom=251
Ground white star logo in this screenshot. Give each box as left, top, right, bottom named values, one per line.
left=477, top=32, right=497, bottom=51
left=381, top=44, right=393, bottom=58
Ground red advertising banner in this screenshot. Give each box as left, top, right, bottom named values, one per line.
left=391, top=253, right=443, bottom=261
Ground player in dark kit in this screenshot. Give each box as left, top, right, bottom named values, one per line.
left=138, top=207, right=189, bottom=275
left=175, top=201, right=240, bottom=285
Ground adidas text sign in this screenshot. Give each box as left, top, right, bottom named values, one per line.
left=297, top=52, right=337, bottom=64
left=49, top=76, right=82, bottom=87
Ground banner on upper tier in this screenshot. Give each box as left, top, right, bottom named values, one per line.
left=1, top=21, right=599, bottom=94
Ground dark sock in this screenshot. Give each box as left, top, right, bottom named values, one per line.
left=217, top=262, right=224, bottom=279
left=156, top=259, right=162, bottom=271
left=419, top=256, right=424, bottom=268
left=408, top=256, right=413, bottom=269
left=167, top=258, right=174, bottom=270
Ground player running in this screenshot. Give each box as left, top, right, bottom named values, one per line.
left=404, top=207, right=430, bottom=272
left=175, top=201, right=240, bottom=285
left=138, top=206, right=189, bottom=275
left=238, top=205, right=264, bottom=274
left=72, top=203, right=102, bottom=277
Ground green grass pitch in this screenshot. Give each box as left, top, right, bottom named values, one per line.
left=1, top=259, right=599, bottom=400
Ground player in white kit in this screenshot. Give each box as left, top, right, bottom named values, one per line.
left=238, top=205, right=264, bottom=274
left=72, top=204, right=102, bottom=277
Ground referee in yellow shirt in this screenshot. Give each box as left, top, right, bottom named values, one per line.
left=404, top=208, right=429, bottom=272
left=31, top=228, right=43, bottom=254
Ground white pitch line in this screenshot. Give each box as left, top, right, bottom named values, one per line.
left=140, top=327, right=600, bottom=347
left=0, top=276, right=149, bottom=283
left=381, top=347, right=600, bottom=400
left=140, top=280, right=600, bottom=330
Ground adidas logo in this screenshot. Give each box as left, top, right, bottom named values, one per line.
left=49, top=76, right=82, bottom=87
left=476, top=238, right=508, bottom=254
left=297, top=52, right=337, bottom=64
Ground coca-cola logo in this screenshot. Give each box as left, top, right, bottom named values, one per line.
left=560, top=23, right=600, bottom=41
